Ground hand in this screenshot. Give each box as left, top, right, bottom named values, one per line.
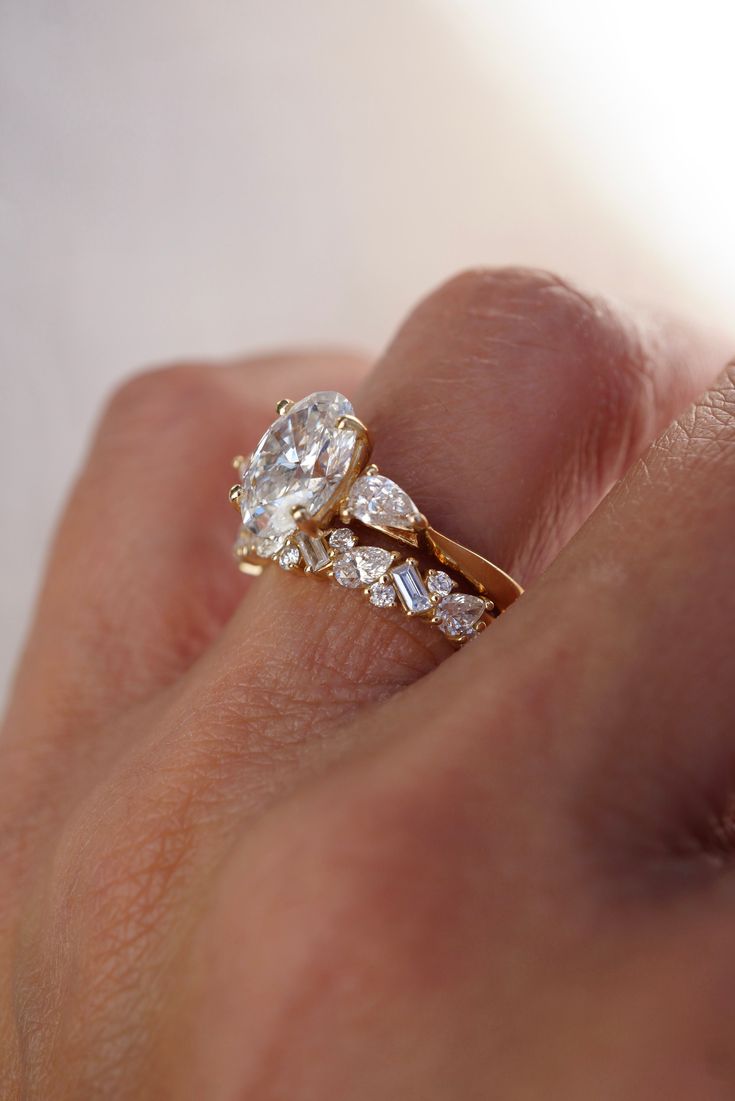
left=2, top=268, right=734, bottom=1099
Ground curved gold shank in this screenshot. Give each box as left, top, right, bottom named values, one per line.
left=232, top=396, right=522, bottom=614
left=424, top=527, right=523, bottom=612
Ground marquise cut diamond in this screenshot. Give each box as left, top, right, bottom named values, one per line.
left=347, top=474, right=419, bottom=531
left=239, top=391, right=358, bottom=558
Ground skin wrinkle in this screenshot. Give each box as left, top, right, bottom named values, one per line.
left=4, top=268, right=734, bottom=1098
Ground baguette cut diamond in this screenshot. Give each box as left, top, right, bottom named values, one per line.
left=239, top=391, right=358, bottom=557
left=295, top=532, right=331, bottom=573
left=391, top=561, right=432, bottom=614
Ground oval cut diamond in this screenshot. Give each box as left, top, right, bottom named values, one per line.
left=240, top=392, right=358, bottom=557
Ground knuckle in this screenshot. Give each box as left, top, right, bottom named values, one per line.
left=417, top=265, right=605, bottom=353
left=99, top=361, right=223, bottom=446
left=398, top=265, right=649, bottom=457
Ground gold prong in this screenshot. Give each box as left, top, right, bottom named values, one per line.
left=336, top=413, right=368, bottom=436
left=412, top=512, right=429, bottom=532
left=238, top=560, right=264, bottom=577
left=475, top=619, right=488, bottom=634
left=291, top=504, right=320, bottom=537
left=365, top=463, right=379, bottom=476
left=276, top=398, right=293, bottom=416
left=229, top=484, right=243, bottom=511
left=232, top=455, right=246, bottom=470
left=340, top=504, right=351, bottom=524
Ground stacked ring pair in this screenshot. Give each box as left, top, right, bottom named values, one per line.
left=229, top=392, right=522, bottom=645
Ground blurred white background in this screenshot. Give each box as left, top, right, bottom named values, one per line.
left=1, top=0, right=733, bottom=701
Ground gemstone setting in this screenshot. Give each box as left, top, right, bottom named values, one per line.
left=390, top=560, right=433, bottom=614
left=277, top=544, right=301, bottom=570
left=426, top=569, right=454, bottom=596
left=333, top=546, right=394, bottom=588
left=368, top=581, right=397, bottom=608
left=295, top=532, right=331, bottom=573
left=435, top=593, right=488, bottom=639
left=347, top=474, right=420, bottom=531
left=239, top=392, right=360, bottom=558
left=328, top=527, right=357, bottom=551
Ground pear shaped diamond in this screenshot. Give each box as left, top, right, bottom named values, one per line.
left=332, top=546, right=394, bottom=588
left=435, top=593, right=487, bottom=639
left=347, top=474, right=420, bottom=531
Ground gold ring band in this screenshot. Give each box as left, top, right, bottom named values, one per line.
left=228, top=391, right=523, bottom=644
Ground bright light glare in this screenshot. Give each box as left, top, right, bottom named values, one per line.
left=455, top=0, right=735, bottom=316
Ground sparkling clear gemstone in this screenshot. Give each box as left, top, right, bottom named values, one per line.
left=332, top=546, right=394, bottom=588
left=426, top=569, right=454, bottom=596
left=278, top=544, right=301, bottom=570
left=347, top=474, right=419, bottom=531
left=239, top=392, right=358, bottom=557
left=435, top=593, right=487, bottom=638
left=368, top=581, right=396, bottom=608
left=295, top=532, right=330, bottom=573
left=328, top=527, right=357, bottom=551
left=390, top=561, right=432, bottom=614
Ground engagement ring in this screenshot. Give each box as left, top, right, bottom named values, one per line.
left=228, top=392, right=523, bottom=644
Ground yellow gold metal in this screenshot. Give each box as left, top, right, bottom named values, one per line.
left=336, top=413, right=368, bottom=436
left=229, top=393, right=523, bottom=625
left=424, top=527, right=522, bottom=611
left=291, top=505, right=320, bottom=538
left=238, top=560, right=264, bottom=576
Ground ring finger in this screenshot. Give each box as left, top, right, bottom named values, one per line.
left=183, top=267, right=722, bottom=766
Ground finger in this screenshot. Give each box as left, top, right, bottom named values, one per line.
left=15, top=281, right=727, bottom=1090
left=409, top=357, right=735, bottom=879
left=167, top=268, right=725, bottom=790
left=2, top=352, right=368, bottom=758
left=465, top=357, right=735, bottom=859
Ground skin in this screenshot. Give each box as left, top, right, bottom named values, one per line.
left=1, top=266, right=735, bottom=1099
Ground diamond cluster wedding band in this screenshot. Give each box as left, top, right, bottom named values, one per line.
left=228, top=392, right=523, bottom=644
